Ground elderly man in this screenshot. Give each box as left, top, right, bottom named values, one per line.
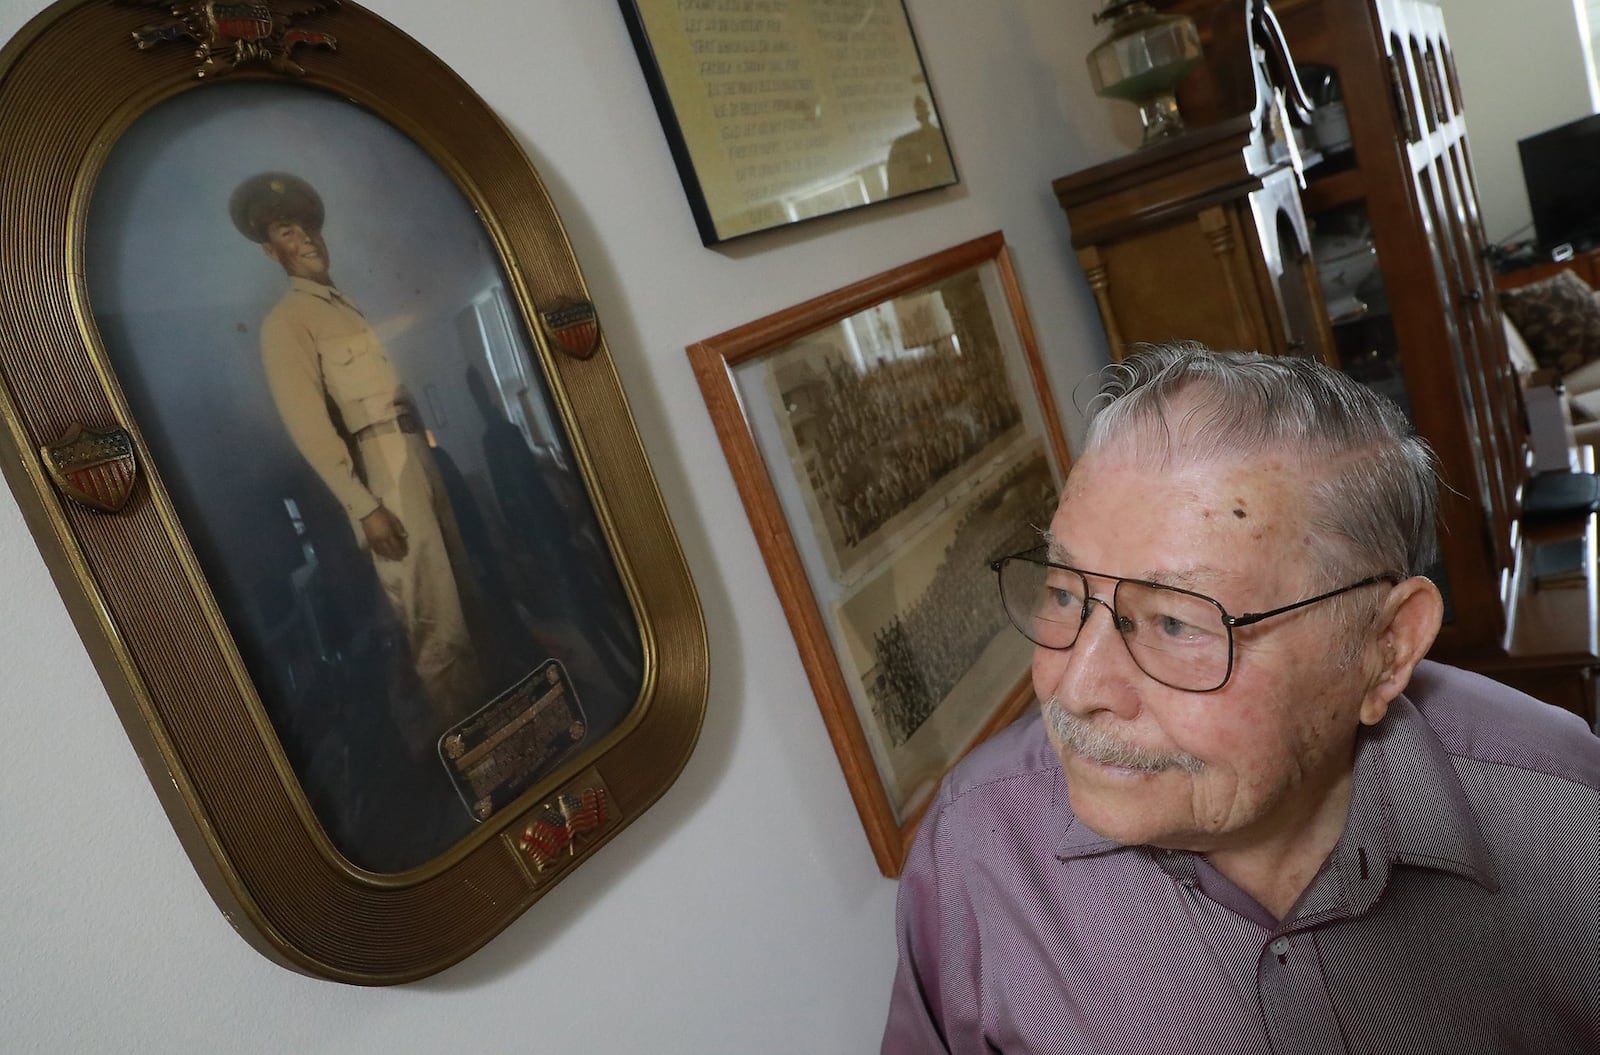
left=883, top=344, right=1600, bottom=1053
left=231, top=171, right=482, bottom=735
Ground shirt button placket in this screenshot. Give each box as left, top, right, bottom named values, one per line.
left=1258, top=933, right=1345, bottom=1055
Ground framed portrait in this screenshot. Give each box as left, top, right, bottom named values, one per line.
left=689, top=233, right=1070, bottom=875
left=617, top=0, right=957, bottom=245
left=0, top=1, right=707, bottom=982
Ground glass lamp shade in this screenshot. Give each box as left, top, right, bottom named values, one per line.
left=1087, top=2, right=1203, bottom=146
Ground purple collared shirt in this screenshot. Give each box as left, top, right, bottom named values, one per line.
left=882, top=662, right=1600, bottom=1054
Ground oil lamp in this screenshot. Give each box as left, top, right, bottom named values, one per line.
left=1086, top=1, right=1204, bottom=146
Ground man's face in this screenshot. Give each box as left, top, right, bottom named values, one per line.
left=1033, top=438, right=1382, bottom=855
left=262, top=219, right=330, bottom=283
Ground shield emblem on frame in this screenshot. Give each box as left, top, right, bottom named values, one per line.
left=213, top=5, right=275, bottom=44
left=40, top=424, right=138, bottom=513
left=540, top=300, right=600, bottom=361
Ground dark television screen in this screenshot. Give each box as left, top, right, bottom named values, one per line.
left=1519, top=113, right=1600, bottom=251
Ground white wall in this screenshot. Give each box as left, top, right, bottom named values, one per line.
left=1442, top=0, right=1597, bottom=243
left=0, top=1, right=1125, bottom=1052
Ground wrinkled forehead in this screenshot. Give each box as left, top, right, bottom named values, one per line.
left=1050, top=441, right=1316, bottom=569
left=1074, top=430, right=1283, bottom=481
left=1056, top=432, right=1305, bottom=531
left=1067, top=424, right=1310, bottom=505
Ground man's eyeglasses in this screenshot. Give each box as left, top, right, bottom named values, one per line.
left=989, top=547, right=1399, bottom=692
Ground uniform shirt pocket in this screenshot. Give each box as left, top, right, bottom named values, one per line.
left=321, top=330, right=400, bottom=429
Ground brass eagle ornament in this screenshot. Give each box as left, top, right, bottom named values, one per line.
left=121, top=0, right=339, bottom=77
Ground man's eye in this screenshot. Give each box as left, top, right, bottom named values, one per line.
left=1151, top=613, right=1218, bottom=643
left=1044, top=585, right=1083, bottom=615
left=1158, top=615, right=1194, bottom=637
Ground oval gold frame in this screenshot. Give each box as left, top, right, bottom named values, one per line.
left=0, top=0, right=707, bottom=983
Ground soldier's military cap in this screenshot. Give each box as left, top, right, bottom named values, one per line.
left=229, top=172, right=325, bottom=243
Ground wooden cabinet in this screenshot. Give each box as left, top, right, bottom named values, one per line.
left=1053, top=113, right=1334, bottom=366
left=1054, top=0, right=1599, bottom=721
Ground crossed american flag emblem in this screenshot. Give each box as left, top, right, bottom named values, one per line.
left=518, top=787, right=609, bottom=872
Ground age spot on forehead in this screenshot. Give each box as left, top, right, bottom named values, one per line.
left=1232, top=509, right=1247, bottom=519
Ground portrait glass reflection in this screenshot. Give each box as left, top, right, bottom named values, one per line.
left=85, top=81, right=643, bottom=874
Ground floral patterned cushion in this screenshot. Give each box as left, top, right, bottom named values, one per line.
left=1499, top=270, right=1600, bottom=373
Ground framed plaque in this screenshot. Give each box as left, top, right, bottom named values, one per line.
left=689, top=233, right=1070, bottom=874
left=617, top=0, right=958, bottom=245
left=0, top=0, right=707, bottom=982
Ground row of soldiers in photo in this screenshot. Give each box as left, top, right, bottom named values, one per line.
left=865, top=457, right=1058, bottom=747
left=799, top=311, right=1023, bottom=550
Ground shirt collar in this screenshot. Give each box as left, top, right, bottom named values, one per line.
left=286, top=275, right=357, bottom=310
left=1051, top=692, right=1500, bottom=909
left=1056, top=813, right=1120, bottom=859
left=1313, top=692, right=1500, bottom=919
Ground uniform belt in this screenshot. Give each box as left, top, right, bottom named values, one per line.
left=353, top=411, right=421, bottom=442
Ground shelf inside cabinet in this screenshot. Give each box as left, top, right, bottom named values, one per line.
left=1302, top=166, right=1365, bottom=213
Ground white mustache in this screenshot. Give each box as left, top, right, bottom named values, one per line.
left=1043, top=696, right=1204, bottom=774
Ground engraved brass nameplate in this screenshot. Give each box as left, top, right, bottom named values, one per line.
left=439, top=659, right=587, bottom=821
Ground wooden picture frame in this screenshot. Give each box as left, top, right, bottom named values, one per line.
left=616, top=0, right=958, bottom=245
left=0, top=0, right=707, bottom=983
left=689, top=233, right=1070, bottom=875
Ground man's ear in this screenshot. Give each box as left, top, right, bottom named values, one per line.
left=1358, top=575, right=1444, bottom=726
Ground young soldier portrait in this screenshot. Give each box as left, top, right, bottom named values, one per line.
left=230, top=171, right=484, bottom=740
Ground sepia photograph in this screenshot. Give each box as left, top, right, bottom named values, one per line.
left=759, top=265, right=1028, bottom=584
left=835, top=445, right=1060, bottom=817
left=689, top=233, right=1071, bottom=873
left=85, top=80, right=644, bottom=874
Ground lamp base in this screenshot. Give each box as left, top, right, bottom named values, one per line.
left=1135, top=93, right=1187, bottom=145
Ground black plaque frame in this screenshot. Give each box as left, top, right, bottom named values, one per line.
left=617, top=0, right=958, bottom=245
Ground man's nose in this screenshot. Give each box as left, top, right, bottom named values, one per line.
left=1047, top=595, right=1143, bottom=720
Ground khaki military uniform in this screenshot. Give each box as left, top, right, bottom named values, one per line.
left=260, top=276, right=480, bottom=724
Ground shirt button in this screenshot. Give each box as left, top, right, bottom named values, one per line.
left=1269, top=937, right=1290, bottom=956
